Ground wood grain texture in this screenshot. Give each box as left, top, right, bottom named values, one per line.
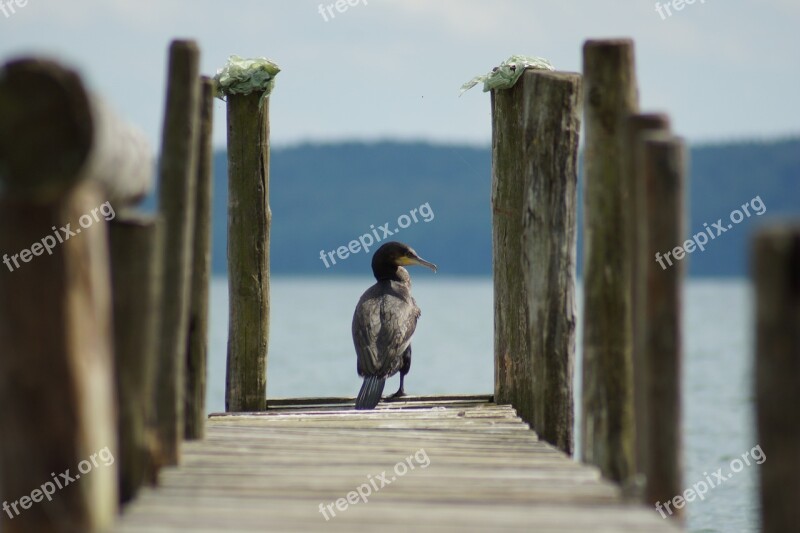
left=492, top=69, right=581, bottom=455
left=225, top=91, right=271, bottom=412
left=114, top=397, right=681, bottom=532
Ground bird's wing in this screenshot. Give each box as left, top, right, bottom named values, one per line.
left=374, top=293, right=419, bottom=376
left=353, top=287, right=420, bottom=377
left=353, top=293, right=382, bottom=376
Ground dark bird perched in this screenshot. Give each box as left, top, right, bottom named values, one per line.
left=352, top=241, right=437, bottom=410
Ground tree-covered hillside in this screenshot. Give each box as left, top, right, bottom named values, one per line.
left=155, top=137, right=799, bottom=277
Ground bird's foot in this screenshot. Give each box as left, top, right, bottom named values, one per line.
left=384, top=389, right=406, bottom=402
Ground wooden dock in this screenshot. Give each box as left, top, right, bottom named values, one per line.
left=115, top=396, right=680, bottom=532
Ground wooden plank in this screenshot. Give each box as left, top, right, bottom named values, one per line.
left=261, top=393, right=492, bottom=407
left=115, top=398, right=680, bottom=532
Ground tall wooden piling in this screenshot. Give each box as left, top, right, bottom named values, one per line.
left=492, top=69, right=582, bottom=454
left=639, top=132, right=685, bottom=519
left=0, top=57, right=152, bottom=531
left=155, top=40, right=201, bottom=463
left=109, top=214, right=163, bottom=503
left=225, top=90, right=271, bottom=412
left=580, top=39, right=639, bottom=482
left=753, top=226, right=800, bottom=533
left=625, top=113, right=671, bottom=486
left=185, top=77, right=214, bottom=439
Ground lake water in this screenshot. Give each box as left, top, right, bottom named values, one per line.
left=207, top=277, right=757, bottom=532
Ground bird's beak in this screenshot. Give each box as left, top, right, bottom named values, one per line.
left=401, top=254, right=438, bottom=273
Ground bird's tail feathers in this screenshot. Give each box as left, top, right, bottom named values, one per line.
left=355, top=376, right=385, bottom=410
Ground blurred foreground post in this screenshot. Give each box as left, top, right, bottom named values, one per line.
left=639, top=132, right=685, bottom=521
left=0, top=187, right=118, bottom=532
left=625, top=113, right=671, bottom=488
left=225, top=84, right=271, bottom=412
left=0, top=57, right=153, bottom=530
left=753, top=226, right=800, bottom=533
left=580, top=38, right=639, bottom=482
left=109, top=214, right=162, bottom=503
left=492, top=68, right=582, bottom=454
left=185, top=76, right=214, bottom=438
left=155, top=39, right=201, bottom=464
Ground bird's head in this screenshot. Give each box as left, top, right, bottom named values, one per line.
left=371, top=241, right=437, bottom=281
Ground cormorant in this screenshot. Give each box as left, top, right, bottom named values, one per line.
left=352, top=241, right=437, bottom=410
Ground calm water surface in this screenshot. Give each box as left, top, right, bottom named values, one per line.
left=207, top=277, right=756, bottom=532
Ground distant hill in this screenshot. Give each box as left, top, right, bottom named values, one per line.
left=146, top=137, right=800, bottom=277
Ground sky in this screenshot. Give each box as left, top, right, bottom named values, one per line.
left=1, top=0, right=798, bottom=150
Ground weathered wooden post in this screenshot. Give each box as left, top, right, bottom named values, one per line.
left=155, top=39, right=201, bottom=464
left=185, top=76, right=214, bottom=439
left=625, top=113, right=671, bottom=487
left=753, top=226, right=800, bottom=533
left=0, top=57, right=152, bottom=531
left=639, top=132, right=685, bottom=520
left=580, top=38, right=639, bottom=482
left=109, top=214, right=162, bottom=503
left=492, top=69, right=582, bottom=454
left=220, top=58, right=279, bottom=412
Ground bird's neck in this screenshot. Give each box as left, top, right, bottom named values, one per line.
left=374, top=266, right=410, bottom=284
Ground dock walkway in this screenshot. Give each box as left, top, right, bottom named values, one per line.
left=116, top=395, right=680, bottom=532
